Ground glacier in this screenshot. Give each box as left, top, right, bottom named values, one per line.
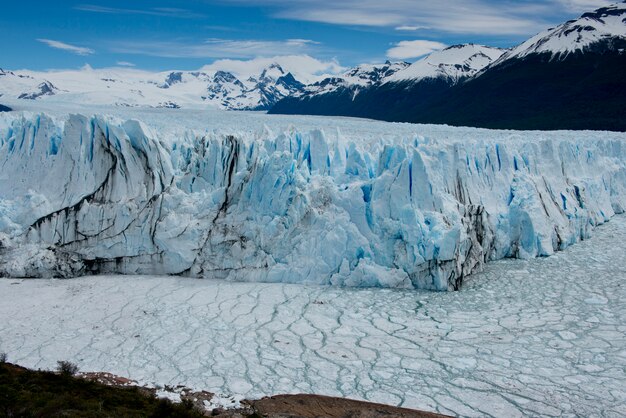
left=0, top=110, right=625, bottom=290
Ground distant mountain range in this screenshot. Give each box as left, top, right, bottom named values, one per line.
left=271, top=2, right=626, bottom=131
left=0, top=62, right=307, bottom=111
left=0, top=2, right=624, bottom=130
left=270, top=44, right=506, bottom=120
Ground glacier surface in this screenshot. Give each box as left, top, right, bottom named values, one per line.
left=1, top=108, right=625, bottom=290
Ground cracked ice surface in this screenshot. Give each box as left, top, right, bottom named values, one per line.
left=1, top=216, right=625, bottom=417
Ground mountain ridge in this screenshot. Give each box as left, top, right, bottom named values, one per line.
left=270, top=2, right=626, bottom=131
left=1, top=2, right=624, bottom=130
left=0, top=64, right=316, bottom=111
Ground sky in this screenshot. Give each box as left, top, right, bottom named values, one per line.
left=0, top=0, right=615, bottom=73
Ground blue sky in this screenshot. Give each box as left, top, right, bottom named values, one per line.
left=0, top=0, right=614, bottom=71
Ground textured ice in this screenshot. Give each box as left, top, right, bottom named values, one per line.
left=1, top=106, right=625, bottom=290
left=1, top=216, right=625, bottom=417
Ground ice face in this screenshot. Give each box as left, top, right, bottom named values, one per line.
left=0, top=111, right=625, bottom=290
left=0, top=215, right=625, bottom=416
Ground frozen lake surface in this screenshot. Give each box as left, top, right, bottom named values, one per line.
left=1, top=216, right=625, bottom=417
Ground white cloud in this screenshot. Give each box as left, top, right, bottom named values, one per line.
left=16, top=55, right=344, bottom=85
left=228, top=0, right=615, bottom=36
left=229, top=0, right=551, bottom=35
left=554, top=0, right=612, bottom=12
left=386, top=40, right=447, bottom=60
left=108, top=38, right=321, bottom=59
left=395, top=26, right=427, bottom=31
left=278, top=8, right=406, bottom=27
left=201, top=55, right=345, bottom=83
left=37, top=39, right=95, bottom=56
left=76, top=4, right=205, bottom=19
left=116, top=61, right=136, bottom=67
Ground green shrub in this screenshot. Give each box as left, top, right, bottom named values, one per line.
left=0, top=362, right=205, bottom=417
left=57, top=360, right=79, bottom=376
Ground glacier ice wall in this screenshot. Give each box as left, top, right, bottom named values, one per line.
left=0, top=113, right=625, bottom=290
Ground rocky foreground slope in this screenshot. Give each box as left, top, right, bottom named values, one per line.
left=0, top=362, right=445, bottom=417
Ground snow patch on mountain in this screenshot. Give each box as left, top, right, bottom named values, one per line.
left=387, top=44, right=506, bottom=83
left=1, top=110, right=625, bottom=290
left=17, top=81, right=60, bottom=100
left=494, top=2, right=626, bottom=62
left=300, top=61, right=410, bottom=97
left=0, top=61, right=322, bottom=111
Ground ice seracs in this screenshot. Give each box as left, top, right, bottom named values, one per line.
left=1, top=110, right=625, bottom=290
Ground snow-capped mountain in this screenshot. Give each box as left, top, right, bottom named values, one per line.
left=301, top=61, right=409, bottom=96
left=17, top=81, right=60, bottom=100
left=0, top=60, right=411, bottom=111
left=494, top=1, right=626, bottom=63
left=387, top=44, right=505, bottom=84
left=0, top=63, right=310, bottom=111
left=285, top=44, right=502, bottom=102
left=247, top=64, right=306, bottom=109
left=271, top=2, right=626, bottom=131
left=344, top=61, right=410, bottom=84
left=201, top=71, right=249, bottom=108
left=1, top=2, right=624, bottom=130
left=269, top=43, right=504, bottom=118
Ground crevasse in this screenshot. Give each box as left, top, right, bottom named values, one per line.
left=0, top=113, right=625, bottom=290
